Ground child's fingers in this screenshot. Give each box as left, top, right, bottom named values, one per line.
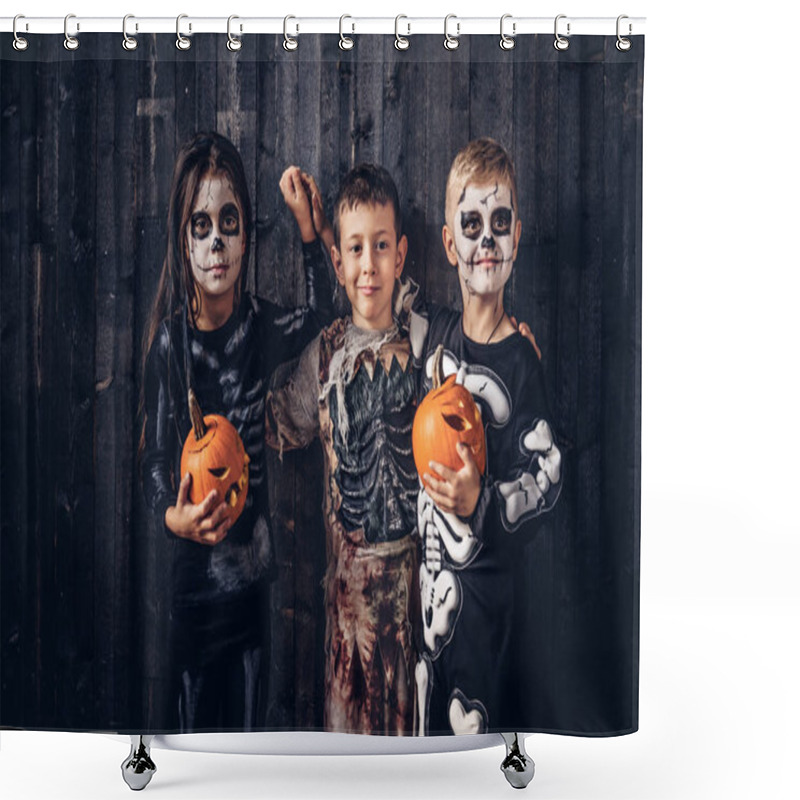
left=199, top=502, right=230, bottom=532
left=194, top=489, right=219, bottom=520
left=176, top=472, right=192, bottom=506
left=423, top=471, right=446, bottom=496
left=423, top=471, right=457, bottom=500
left=279, top=166, right=301, bottom=199
left=290, top=166, right=306, bottom=195
left=281, top=165, right=300, bottom=182
left=456, top=443, right=477, bottom=470
left=290, top=168, right=304, bottom=196
left=199, top=524, right=229, bottom=546
left=428, top=460, right=458, bottom=483
left=424, top=484, right=457, bottom=514
left=304, top=173, right=322, bottom=199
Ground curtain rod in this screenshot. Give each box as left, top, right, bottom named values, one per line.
left=1, top=16, right=645, bottom=37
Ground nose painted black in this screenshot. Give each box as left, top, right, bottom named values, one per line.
left=481, top=235, right=495, bottom=250
left=211, top=236, right=224, bottom=252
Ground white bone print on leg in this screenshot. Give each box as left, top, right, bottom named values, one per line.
left=420, top=562, right=460, bottom=656
left=418, top=489, right=468, bottom=656
left=448, top=690, right=488, bottom=735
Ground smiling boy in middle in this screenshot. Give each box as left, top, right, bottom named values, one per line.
left=265, top=164, right=419, bottom=735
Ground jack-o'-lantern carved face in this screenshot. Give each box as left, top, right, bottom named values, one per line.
left=412, top=346, right=486, bottom=482
left=180, top=390, right=250, bottom=526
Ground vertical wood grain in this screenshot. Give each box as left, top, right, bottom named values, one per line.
left=0, top=35, right=642, bottom=733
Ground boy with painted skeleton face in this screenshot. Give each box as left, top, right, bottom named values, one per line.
left=410, top=138, right=562, bottom=735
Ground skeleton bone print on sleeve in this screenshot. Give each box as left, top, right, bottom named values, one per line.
left=417, top=349, right=562, bottom=654
left=498, top=419, right=562, bottom=528
left=422, top=348, right=563, bottom=531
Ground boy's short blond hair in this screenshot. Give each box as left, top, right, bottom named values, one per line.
left=445, top=137, right=518, bottom=224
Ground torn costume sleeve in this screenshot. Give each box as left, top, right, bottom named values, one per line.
left=265, top=332, right=322, bottom=453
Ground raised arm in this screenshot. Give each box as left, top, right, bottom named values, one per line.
left=280, top=166, right=335, bottom=327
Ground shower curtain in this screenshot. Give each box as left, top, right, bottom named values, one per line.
left=0, top=29, right=643, bottom=738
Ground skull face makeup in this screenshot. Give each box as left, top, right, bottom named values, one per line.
left=186, top=173, right=245, bottom=303
left=448, top=183, right=519, bottom=297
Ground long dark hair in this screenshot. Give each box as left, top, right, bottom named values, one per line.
left=138, top=132, right=253, bottom=461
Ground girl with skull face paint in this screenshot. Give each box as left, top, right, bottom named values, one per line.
left=140, top=132, right=333, bottom=731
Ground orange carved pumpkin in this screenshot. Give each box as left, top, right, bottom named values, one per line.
left=412, top=345, right=486, bottom=483
left=180, top=389, right=250, bottom=526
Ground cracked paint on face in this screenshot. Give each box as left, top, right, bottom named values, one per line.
left=452, top=183, right=516, bottom=297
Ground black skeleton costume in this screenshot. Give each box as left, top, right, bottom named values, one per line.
left=141, top=240, right=331, bottom=731
left=410, top=304, right=562, bottom=735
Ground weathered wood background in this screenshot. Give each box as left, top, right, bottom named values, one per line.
left=1, top=34, right=643, bottom=733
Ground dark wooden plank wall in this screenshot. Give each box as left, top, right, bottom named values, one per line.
left=0, top=34, right=643, bottom=732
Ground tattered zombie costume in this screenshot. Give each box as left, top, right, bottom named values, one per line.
left=141, top=241, right=330, bottom=732
left=410, top=305, right=562, bottom=735
left=266, top=318, right=420, bottom=735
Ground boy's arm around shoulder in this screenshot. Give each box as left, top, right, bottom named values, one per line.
left=265, top=331, right=323, bottom=455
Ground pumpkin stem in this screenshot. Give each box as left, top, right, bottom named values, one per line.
left=188, top=389, right=207, bottom=441
left=432, top=344, right=446, bottom=389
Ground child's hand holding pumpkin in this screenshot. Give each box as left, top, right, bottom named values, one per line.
left=423, top=443, right=482, bottom=519
left=165, top=472, right=232, bottom=546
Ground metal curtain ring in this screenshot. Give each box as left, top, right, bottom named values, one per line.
left=227, top=15, right=242, bottom=51
left=554, top=14, right=570, bottom=51
left=394, top=15, right=410, bottom=51
left=176, top=14, right=191, bottom=51
left=500, top=14, right=515, bottom=51
left=64, top=14, right=79, bottom=51
left=616, top=14, right=632, bottom=51
left=339, top=15, right=354, bottom=50
left=122, top=14, right=138, bottom=51
left=12, top=15, right=29, bottom=51
left=283, top=16, right=298, bottom=51
left=444, top=14, right=460, bottom=51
